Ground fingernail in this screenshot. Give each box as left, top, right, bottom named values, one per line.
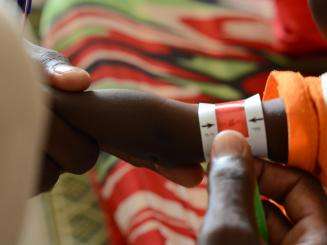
left=211, top=130, right=250, bottom=159
left=53, top=64, right=76, bottom=74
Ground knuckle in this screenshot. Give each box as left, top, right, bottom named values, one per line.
left=40, top=49, right=68, bottom=68
left=210, top=156, right=249, bottom=181
left=25, top=40, right=69, bottom=67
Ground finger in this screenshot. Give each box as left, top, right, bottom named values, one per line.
left=47, top=63, right=91, bottom=92
left=37, top=154, right=62, bottom=193
left=255, top=159, right=327, bottom=224
left=154, top=164, right=204, bottom=187
left=24, top=40, right=91, bottom=91
left=199, top=131, right=259, bottom=245
left=263, top=200, right=291, bottom=245
left=46, top=112, right=99, bottom=174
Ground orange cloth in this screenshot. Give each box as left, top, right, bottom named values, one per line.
left=263, top=71, right=319, bottom=173
left=306, top=77, right=327, bottom=186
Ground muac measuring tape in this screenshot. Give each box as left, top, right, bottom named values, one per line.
left=198, top=94, right=268, bottom=162
left=198, top=94, right=269, bottom=242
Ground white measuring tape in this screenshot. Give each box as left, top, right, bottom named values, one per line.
left=198, top=94, right=268, bottom=162
left=198, top=103, right=218, bottom=163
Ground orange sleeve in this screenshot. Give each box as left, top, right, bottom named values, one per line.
left=263, top=71, right=318, bottom=172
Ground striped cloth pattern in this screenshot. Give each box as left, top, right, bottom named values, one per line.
left=92, top=158, right=207, bottom=244
left=40, top=0, right=283, bottom=102
left=40, top=0, right=327, bottom=244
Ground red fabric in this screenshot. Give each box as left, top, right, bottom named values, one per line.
left=274, top=0, right=327, bottom=54
left=91, top=161, right=207, bottom=245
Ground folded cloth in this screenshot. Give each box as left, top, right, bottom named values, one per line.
left=263, top=71, right=318, bottom=173
left=263, top=71, right=327, bottom=187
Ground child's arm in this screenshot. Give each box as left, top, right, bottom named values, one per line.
left=51, top=89, right=203, bottom=168
left=49, top=89, right=288, bottom=169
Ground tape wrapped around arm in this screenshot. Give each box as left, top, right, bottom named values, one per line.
left=198, top=94, right=268, bottom=162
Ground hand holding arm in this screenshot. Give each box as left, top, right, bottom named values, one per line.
left=25, top=41, right=99, bottom=193
left=199, top=131, right=327, bottom=245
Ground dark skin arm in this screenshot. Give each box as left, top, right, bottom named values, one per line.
left=49, top=89, right=204, bottom=187
left=48, top=88, right=288, bottom=187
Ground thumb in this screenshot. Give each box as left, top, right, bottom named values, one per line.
left=199, top=130, right=260, bottom=245
left=24, top=40, right=91, bottom=92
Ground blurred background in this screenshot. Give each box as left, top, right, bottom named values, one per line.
left=19, top=0, right=327, bottom=244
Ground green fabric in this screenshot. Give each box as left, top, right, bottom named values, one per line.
left=164, top=76, right=243, bottom=100
left=41, top=0, right=217, bottom=37
left=53, top=27, right=107, bottom=51
left=95, top=153, right=118, bottom=183
left=254, top=184, right=269, bottom=242
left=180, top=57, right=258, bottom=82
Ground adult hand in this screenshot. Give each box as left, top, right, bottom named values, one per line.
left=199, top=131, right=327, bottom=245
left=25, top=40, right=91, bottom=91
left=27, top=40, right=203, bottom=190
left=25, top=40, right=99, bottom=193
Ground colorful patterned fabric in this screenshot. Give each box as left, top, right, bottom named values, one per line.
left=40, top=0, right=327, bottom=244
left=92, top=156, right=208, bottom=244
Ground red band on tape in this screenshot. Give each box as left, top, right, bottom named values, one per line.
left=215, top=100, right=249, bottom=137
